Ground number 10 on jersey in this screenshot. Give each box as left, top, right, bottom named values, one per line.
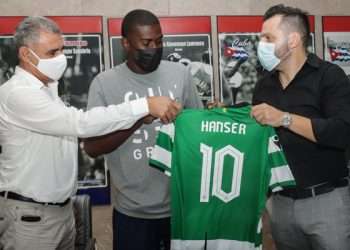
left=200, top=143, right=244, bottom=203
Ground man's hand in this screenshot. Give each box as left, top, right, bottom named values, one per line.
left=147, top=96, right=182, bottom=124
left=251, top=103, right=284, bottom=127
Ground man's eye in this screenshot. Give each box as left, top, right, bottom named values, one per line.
left=143, top=41, right=150, bottom=47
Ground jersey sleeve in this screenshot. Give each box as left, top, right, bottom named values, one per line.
left=149, top=123, right=175, bottom=176
left=267, top=129, right=296, bottom=192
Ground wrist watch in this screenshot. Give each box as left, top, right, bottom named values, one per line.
left=281, top=112, right=292, bottom=128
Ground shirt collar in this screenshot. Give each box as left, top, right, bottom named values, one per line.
left=305, top=53, right=322, bottom=69
left=269, top=53, right=321, bottom=79
left=15, top=66, right=48, bottom=89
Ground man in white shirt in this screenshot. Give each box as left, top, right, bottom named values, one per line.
left=0, top=16, right=181, bottom=250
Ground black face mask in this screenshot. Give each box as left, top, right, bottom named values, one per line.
left=133, top=47, right=163, bottom=73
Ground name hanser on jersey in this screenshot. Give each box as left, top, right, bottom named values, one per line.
left=201, top=119, right=246, bottom=135
left=150, top=105, right=295, bottom=250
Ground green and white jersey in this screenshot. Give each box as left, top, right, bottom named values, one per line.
left=150, top=105, right=295, bottom=250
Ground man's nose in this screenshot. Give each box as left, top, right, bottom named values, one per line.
left=149, top=41, right=159, bottom=49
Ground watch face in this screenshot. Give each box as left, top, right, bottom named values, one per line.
left=282, top=113, right=291, bottom=127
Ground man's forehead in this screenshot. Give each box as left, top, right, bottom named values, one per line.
left=263, top=15, right=283, bottom=30
left=261, top=15, right=285, bottom=37
left=131, top=24, right=162, bottom=37
left=33, top=30, right=63, bottom=50
left=38, top=29, right=63, bottom=40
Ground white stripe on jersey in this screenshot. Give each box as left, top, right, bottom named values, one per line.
left=171, top=239, right=262, bottom=250
left=257, top=218, right=262, bottom=234
left=151, top=145, right=172, bottom=169
left=269, top=165, right=294, bottom=191
left=160, top=123, right=175, bottom=142
left=271, top=186, right=283, bottom=192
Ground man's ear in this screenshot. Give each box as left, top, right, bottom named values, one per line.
left=288, top=32, right=301, bottom=50
left=121, top=37, right=130, bottom=51
left=18, top=46, right=35, bottom=64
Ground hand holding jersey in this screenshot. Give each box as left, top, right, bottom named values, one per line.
left=251, top=102, right=316, bottom=143
left=147, top=96, right=182, bottom=124
left=251, top=103, right=286, bottom=127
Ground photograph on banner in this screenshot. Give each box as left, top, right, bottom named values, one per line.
left=0, top=36, right=16, bottom=85
left=219, top=33, right=315, bottom=105
left=219, top=33, right=260, bottom=105
left=61, top=34, right=107, bottom=189
left=324, top=32, right=350, bottom=76
left=110, top=34, right=213, bottom=105
left=163, top=34, right=213, bottom=105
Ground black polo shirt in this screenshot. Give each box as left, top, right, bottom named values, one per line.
left=253, top=53, right=350, bottom=188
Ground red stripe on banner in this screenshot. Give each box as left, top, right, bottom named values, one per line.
left=108, top=18, right=123, bottom=36
left=48, top=16, right=103, bottom=33
left=309, top=16, right=315, bottom=33
left=218, top=16, right=263, bottom=33
left=108, top=16, right=211, bottom=36
left=323, top=16, right=350, bottom=31
left=159, top=16, right=211, bottom=34
left=218, top=16, right=314, bottom=33
left=0, top=16, right=25, bottom=35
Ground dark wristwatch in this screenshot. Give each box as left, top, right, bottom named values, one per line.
left=281, top=112, right=292, bottom=128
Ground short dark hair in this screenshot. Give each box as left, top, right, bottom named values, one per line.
left=121, top=9, right=160, bottom=38
left=263, top=4, right=310, bottom=50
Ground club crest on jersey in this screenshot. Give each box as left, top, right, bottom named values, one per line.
left=268, top=135, right=282, bottom=154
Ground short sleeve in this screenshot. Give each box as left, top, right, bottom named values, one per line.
left=267, top=129, right=296, bottom=192
left=87, top=74, right=108, bottom=110
left=149, top=123, right=175, bottom=176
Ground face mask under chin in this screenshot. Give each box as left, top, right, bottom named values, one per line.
left=133, top=47, right=163, bottom=73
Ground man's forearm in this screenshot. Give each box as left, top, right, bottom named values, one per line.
left=288, top=114, right=316, bottom=143
left=83, top=119, right=143, bottom=158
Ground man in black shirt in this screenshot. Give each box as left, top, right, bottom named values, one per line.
left=251, top=4, right=350, bottom=250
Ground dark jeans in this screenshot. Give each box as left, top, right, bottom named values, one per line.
left=113, top=209, right=170, bottom=250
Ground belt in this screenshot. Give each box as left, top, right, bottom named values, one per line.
left=278, top=178, right=349, bottom=200
left=0, top=191, right=70, bottom=207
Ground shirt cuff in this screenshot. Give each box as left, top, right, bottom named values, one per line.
left=130, top=97, right=149, bottom=117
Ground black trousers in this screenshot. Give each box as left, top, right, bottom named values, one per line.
left=113, top=209, right=170, bottom=250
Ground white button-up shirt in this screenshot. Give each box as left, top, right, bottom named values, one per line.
left=0, top=66, right=149, bottom=203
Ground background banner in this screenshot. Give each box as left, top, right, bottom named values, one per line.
left=323, top=16, right=350, bottom=76
left=0, top=17, right=23, bottom=86
left=50, top=16, right=108, bottom=204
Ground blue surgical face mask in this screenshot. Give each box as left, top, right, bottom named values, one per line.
left=257, top=41, right=281, bottom=72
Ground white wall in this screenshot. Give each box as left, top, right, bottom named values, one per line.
left=1, top=0, right=350, bottom=16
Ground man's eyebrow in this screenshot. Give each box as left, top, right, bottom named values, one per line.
left=47, top=47, right=63, bottom=54
left=140, top=35, right=163, bottom=41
